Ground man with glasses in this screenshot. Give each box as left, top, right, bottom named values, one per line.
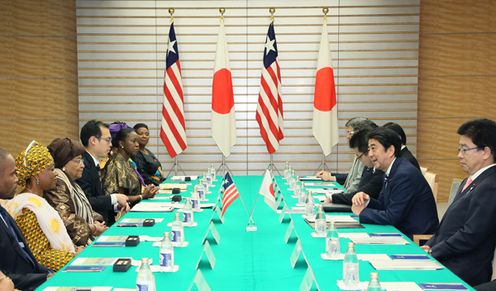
left=325, top=129, right=384, bottom=206
left=317, top=117, right=377, bottom=192
left=422, top=119, right=496, bottom=287
left=76, top=120, right=129, bottom=226
left=351, top=127, right=438, bottom=238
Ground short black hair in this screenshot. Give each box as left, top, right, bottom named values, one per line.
left=368, top=127, right=402, bottom=157
left=458, top=119, right=496, bottom=162
left=113, top=127, right=135, bottom=148
left=349, top=129, right=371, bottom=154
left=133, top=123, right=149, bottom=131
left=80, top=120, right=109, bottom=147
left=383, top=122, right=407, bottom=145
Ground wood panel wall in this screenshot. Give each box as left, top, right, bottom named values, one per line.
left=0, top=0, right=79, bottom=155
left=417, top=0, right=496, bottom=202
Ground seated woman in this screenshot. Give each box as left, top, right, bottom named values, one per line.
left=45, top=138, right=108, bottom=247
left=133, top=123, right=165, bottom=186
left=6, top=141, right=76, bottom=272
left=102, top=127, right=158, bottom=205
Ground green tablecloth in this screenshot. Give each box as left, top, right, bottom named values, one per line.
left=37, top=176, right=473, bottom=290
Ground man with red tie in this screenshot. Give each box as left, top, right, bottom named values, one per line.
left=422, top=119, right=496, bottom=287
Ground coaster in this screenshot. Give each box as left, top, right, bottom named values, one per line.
left=310, top=232, right=326, bottom=238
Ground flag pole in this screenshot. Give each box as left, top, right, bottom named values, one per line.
left=266, top=153, right=281, bottom=176
left=165, top=156, right=186, bottom=178
left=217, top=155, right=232, bottom=176
left=317, top=153, right=330, bottom=171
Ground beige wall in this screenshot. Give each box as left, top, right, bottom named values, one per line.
left=0, top=0, right=79, bottom=155
left=418, top=0, right=496, bottom=201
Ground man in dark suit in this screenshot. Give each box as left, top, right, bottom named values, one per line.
left=76, top=120, right=129, bottom=225
left=423, top=119, right=496, bottom=287
left=0, top=149, right=49, bottom=290
left=383, top=122, right=421, bottom=170
left=351, top=128, right=438, bottom=238
left=329, top=129, right=384, bottom=205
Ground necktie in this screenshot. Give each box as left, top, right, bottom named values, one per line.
left=0, top=207, right=37, bottom=267
left=461, top=177, right=473, bottom=192
left=383, top=174, right=389, bottom=189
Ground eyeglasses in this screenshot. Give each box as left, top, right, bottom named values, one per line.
left=356, top=151, right=368, bottom=159
left=458, top=146, right=480, bottom=154
left=98, top=136, right=112, bottom=144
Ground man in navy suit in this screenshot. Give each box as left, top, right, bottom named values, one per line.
left=351, top=128, right=438, bottom=238
left=76, top=120, right=129, bottom=225
left=0, top=148, right=49, bottom=290
left=329, top=129, right=384, bottom=205
left=423, top=119, right=496, bottom=287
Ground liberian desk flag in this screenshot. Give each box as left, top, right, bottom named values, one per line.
left=212, top=17, right=236, bottom=157
left=256, top=22, right=284, bottom=154
left=160, top=22, right=187, bottom=158
left=312, top=17, right=338, bottom=156
left=221, top=172, right=240, bottom=217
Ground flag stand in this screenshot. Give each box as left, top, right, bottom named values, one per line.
left=165, top=156, right=186, bottom=179
left=245, top=194, right=260, bottom=232
left=316, top=153, right=330, bottom=171
left=236, top=189, right=257, bottom=232
left=266, top=154, right=281, bottom=176
left=216, top=155, right=232, bottom=176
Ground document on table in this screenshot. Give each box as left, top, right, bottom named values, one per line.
left=337, top=281, right=422, bottom=291
left=93, top=236, right=127, bottom=246
left=305, top=215, right=356, bottom=223
left=322, top=253, right=390, bottom=261
left=130, top=202, right=173, bottom=212
left=159, top=183, right=188, bottom=190
left=299, top=176, right=323, bottom=181
left=170, top=175, right=198, bottom=182
left=303, top=181, right=339, bottom=187
left=418, top=283, right=468, bottom=290
left=117, top=218, right=164, bottom=226
left=370, top=259, right=444, bottom=270
left=309, top=188, right=344, bottom=196
left=338, top=232, right=409, bottom=245
left=71, top=257, right=118, bottom=266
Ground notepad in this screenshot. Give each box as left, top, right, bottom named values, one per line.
left=71, top=257, right=117, bottom=266
left=299, top=176, right=323, bottom=181
left=93, top=236, right=127, bottom=247
left=63, top=265, right=106, bottom=272
left=170, top=175, right=198, bottom=182
left=117, top=218, right=164, bottom=227
left=159, top=183, right=187, bottom=190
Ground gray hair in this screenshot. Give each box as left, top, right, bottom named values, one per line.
left=345, top=117, right=378, bottom=132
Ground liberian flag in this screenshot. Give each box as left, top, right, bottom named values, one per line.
left=255, top=22, right=284, bottom=154
left=312, top=17, right=338, bottom=156
left=221, top=172, right=240, bottom=217
left=160, top=22, right=187, bottom=158
left=211, top=17, right=236, bottom=157
left=259, top=169, right=276, bottom=211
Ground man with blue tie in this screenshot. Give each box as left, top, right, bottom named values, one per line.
left=422, top=119, right=496, bottom=287
left=0, top=148, right=49, bottom=290
left=351, top=127, right=438, bottom=238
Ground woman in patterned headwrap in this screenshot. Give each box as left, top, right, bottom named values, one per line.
left=45, top=138, right=108, bottom=247
left=6, top=140, right=77, bottom=272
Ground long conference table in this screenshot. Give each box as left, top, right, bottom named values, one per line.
left=37, top=176, right=474, bottom=290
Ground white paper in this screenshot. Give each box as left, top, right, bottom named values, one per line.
left=71, top=257, right=117, bottom=266
left=320, top=253, right=390, bottom=261
left=171, top=175, right=199, bottom=182
left=130, top=202, right=173, bottom=212
left=337, top=281, right=422, bottom=291
left=44, top=288, right=112, bottom=291
left=351, top=236, right=409, bottom=245
left=159, top=183, right=188, bottom=190
left=305, top=215, right=356, bottom=223
left=120, top=218, right=164, bottom=224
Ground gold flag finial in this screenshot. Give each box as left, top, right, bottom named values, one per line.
left=219, top=8, right=225, bottom=21
left=269, top=7, right=275, bottom=23
left=169, top=8, right=175, bottom=23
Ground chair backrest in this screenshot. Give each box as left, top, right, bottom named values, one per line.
left=448, top=178, right=463, bottom=206
left=423, top=171, right=438, bottom=202
left=420, top=166, right=428, bottom=175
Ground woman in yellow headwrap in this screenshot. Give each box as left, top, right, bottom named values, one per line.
left=6, top=141, right=77, bottom=272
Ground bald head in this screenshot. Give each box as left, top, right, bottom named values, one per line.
left=0, top=148, right=18, bottom=199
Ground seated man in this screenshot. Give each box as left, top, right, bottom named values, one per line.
left=422, top=119, right=496, bottom=287
left=317, top=117, right=377, bottom=192
left=383, top=122, right=420, bottom=170
left=327, top=129, right=384, bottom=205
left=351, top=128, right=438, bottom=238
left=0, top=149, right=49, bottom=290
